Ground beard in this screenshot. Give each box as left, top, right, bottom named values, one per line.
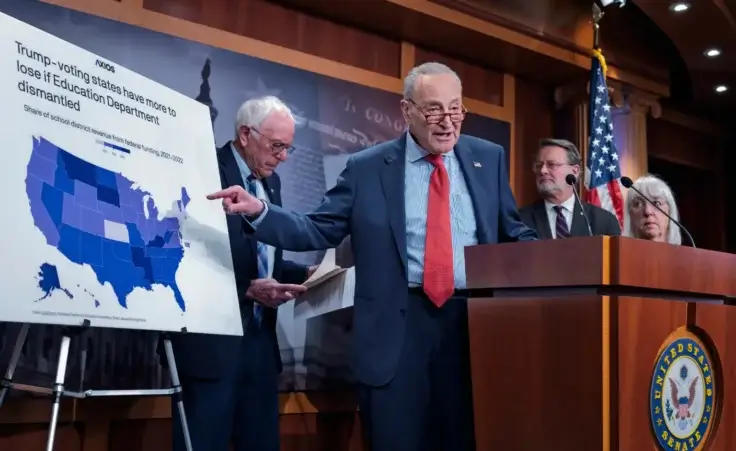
left=537, top=181, right=561, bottom=196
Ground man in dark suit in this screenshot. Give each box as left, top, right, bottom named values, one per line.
left=208, top=62, right=537, bottom=451
left=168, top=96, right=315, bottom=451
left=519, top=138, right=621, bottom=238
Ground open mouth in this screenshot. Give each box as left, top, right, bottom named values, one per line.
left=434, top=131, right=453, bottom=138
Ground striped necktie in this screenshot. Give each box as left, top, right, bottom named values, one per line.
left=553, top=205, right=569, bottom=239
left=246, top=176, right=266, bottom=326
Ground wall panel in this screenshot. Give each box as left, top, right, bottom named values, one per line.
left=513, top=77, right=554, bottom=207
left=646, top=115, right=726, bottom=250
left=414, top=47, right=505, bottom=106
left=143, top=0, right=402, bottom=77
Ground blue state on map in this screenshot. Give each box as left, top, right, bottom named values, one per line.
left=24, top=136, right=190, bottom=312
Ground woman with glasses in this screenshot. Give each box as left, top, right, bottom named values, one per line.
left=623, top=174, right=682, bottom=245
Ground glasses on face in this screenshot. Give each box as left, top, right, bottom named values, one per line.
left=251, top=127, right=296, bottom=156
left=406, top=99, right=467, bottom=125
left=532, top=161, right=570, bottom=173
left=631, top=197, right=668, bottom=212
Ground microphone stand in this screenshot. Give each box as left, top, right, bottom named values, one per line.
left=566, top=174, right=593, bottom=236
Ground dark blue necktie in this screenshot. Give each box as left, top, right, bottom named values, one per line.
left=553, top=205, right=569, bottom=239
left=246, top=176, right=266, bottom=325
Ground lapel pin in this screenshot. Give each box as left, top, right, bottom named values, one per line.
left=473, top=162, right=482, bottom=167
left=270, top=188, right=274, bottom=193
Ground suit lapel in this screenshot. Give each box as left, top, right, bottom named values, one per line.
left=532, top=202, right=553, bottom=239
left=380, top=136, right=408, bottom=273
left=454, top=144, right=490, bottom=243
left=218, top=142, right=245, bottom=189
left=218, top=141, right=257, bottom=256
left=261, top=178, right=278, bottom=205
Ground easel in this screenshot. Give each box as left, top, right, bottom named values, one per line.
left=0, top=320, right=193, bottom=451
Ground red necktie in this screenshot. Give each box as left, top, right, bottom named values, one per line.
left=423, top=154, right=454, bottom=307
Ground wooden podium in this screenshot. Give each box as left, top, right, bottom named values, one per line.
left=464, top=236, right=736, bottom=451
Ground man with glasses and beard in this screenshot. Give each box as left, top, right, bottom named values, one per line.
left=167, top=96, right=316, bottom=451
left=519, top=138, right=621, bottom=239
left=207, top=63, right=537, bottom=451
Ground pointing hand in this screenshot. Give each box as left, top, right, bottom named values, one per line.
left=206, top=185, right=264, bottom=215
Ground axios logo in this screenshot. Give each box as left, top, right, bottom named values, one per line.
left=650, top=330, right=718, bottom=451
left=95, top=59, right=115, bottom=73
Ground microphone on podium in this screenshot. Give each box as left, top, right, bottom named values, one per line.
left=620, top=176, right=696, bottom=248
left=565, top=174, right=593, bottom=236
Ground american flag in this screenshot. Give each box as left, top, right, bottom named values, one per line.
left=584, top=53, right=624, bottom=226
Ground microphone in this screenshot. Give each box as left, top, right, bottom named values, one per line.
left=620, top=176, right=696, bottom=248
left=565, top=174, right=593, bottom=236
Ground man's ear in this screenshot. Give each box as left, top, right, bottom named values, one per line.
left=237, top=126, right=250, bottom=147
left=399, top=99, right=411, bottom=123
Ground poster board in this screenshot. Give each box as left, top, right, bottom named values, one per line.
left=0, top=12, right=242, bottom=336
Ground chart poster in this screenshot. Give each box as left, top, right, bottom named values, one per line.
left=0, top=12, right=242, bottom=336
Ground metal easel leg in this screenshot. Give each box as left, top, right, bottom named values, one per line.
left=77, top=331, right=88, bottom=393
left=0, top=323, right=30, bottom=409
left=163, top=336, right=193, bottom=451
left=45, top=332, right=73, bottom=451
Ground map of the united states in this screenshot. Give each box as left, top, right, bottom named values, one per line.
left=25, top=137, right=190, bottom=312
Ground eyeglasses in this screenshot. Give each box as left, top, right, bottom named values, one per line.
left=532, top=161, right=570, bottom=172
left=406, top=99, right=467, bottom=125
left=631, top=197, right=668, bottom=212
left=250, top=127, right=295, bottom=156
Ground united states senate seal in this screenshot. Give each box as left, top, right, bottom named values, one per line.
left=649, top=330, right=717, bottom=451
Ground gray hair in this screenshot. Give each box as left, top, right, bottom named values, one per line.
left=538, top=138, right=582, bottom=166
left=623, top=174, right=681, bottom=245
left=403, top=62, right=462, bottom=99
left=234, top=95, right=295, bottom=137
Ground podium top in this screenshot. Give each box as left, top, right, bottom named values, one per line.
left=465, top=236, right=736, bottom=298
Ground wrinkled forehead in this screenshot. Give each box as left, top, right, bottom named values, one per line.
left=635, top=183, right=668, bottom=203
left=629, top=183, right=671, bottom=211
left=537, top=145, right=568, bottom=163
left=259, top=111, right=295, bottom=142
left=414, top=74, right=462, bottom=104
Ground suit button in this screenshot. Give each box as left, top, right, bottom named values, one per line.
left=399, top=309, right=406, bottom=317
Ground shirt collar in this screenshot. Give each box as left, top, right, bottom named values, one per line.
left=545, top=194, right=576, bottom=213
left=230, top=141, right=253, bottom=181
left=405, top=131, right=455, bottom=163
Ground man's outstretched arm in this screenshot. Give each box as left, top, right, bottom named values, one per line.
left=209, top=157, right=357, bottom=252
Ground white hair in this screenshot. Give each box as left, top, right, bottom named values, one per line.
left=403, top=62, right=462, bottom=99
left=622, top=174, right=682, bottom=245
left=234, top=95, right=295, bottom=137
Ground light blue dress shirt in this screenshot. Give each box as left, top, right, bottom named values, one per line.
left=404, top=133, right=478, bottom=289
left=231, top=144, right=274, bottom=278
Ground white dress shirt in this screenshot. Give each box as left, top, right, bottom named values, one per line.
left=544, top=194, right=575, bottom=239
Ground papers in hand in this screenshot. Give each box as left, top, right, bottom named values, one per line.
left=304, top=248, right=347, bottom=290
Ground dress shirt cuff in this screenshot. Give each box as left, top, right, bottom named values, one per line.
left=240, top=200, right=268, bottom=229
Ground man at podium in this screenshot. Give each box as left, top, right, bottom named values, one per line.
left=519, top=138, right=621, bottom=238
left=208, top=62, right=537, bottom=451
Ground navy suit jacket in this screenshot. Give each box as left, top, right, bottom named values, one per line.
left=245, top=134, right=537, bottom=386
left=519, top=200, right=621, bottom=239
left=168, top=142, right=308, bottom=380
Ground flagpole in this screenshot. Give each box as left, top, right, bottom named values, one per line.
left=592, top=4, right=604, bottom=50
left=582, top=4, right=605, bottom=194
